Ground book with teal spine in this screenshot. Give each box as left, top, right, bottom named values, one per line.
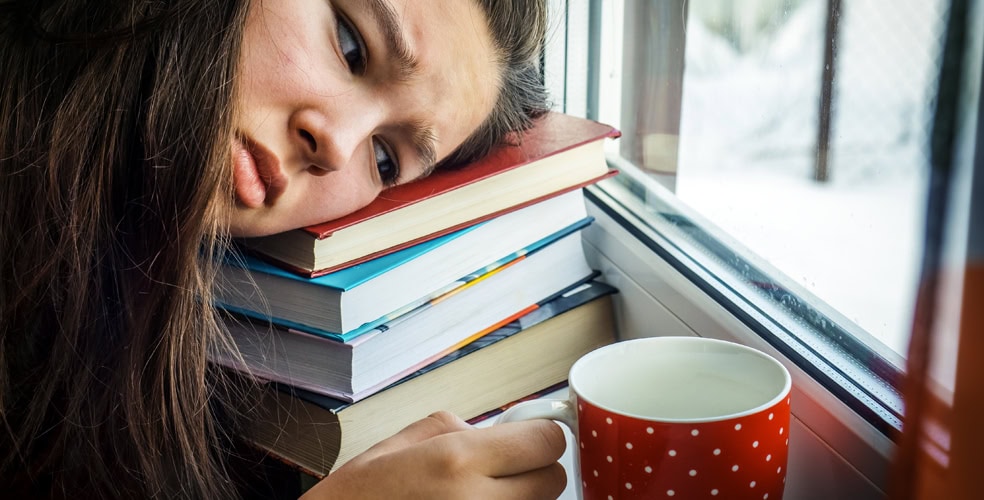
left=266, top=215, right=591, bottom=342
left=216, top=229, right=596, bottom=401
left=216, top=189, right=590, bottom=338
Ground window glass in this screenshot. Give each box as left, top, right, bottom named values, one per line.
left=577, top=0, right=950, bottom=429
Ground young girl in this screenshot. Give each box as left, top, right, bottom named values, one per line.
left=0, top=0, right=566, bottom=498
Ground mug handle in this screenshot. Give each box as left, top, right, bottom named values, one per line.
left=495, top=397, right=577, bottom=430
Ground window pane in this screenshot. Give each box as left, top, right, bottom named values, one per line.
left=593, top=0, right=947, bottom=363
left=580, top=0, right=950, bottom=430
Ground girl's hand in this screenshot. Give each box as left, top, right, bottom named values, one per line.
left=300, top=411, right=567, bottom=499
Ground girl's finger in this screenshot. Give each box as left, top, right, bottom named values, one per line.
left=489, top=462, right=568, bottom=500
left=437, top=419, right=567, bottom=477
left=356, top=411, right=473, bottom=461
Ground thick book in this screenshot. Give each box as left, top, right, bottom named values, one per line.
left=215, top=189, right=590, bottom=336
left=243, top=280, right=618, bottom=478
left=216, top=230, right=595, bottom=402
left=240, top=112, right=620, bottom=276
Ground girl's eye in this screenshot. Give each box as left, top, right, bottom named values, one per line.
left=372, top=138, right=400, bottom=186
left=336, top=13, right=367, bottom=74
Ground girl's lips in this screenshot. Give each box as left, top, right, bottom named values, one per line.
left=232, top=137, right=287, bottom=208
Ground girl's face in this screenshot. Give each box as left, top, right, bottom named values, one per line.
left=230, top=0, right=501, bottom=237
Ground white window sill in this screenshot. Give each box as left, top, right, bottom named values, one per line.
left=583, top=193, right=896, bottom=499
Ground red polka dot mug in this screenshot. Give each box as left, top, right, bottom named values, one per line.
left=497, top=336, right=792, bottom=500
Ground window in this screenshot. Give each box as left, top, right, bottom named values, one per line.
left=549, top=0, right=950, bottom=438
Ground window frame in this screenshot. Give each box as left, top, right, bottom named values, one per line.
left=543, top=0, right=976, bottom=495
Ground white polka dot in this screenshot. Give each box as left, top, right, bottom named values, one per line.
left=764, top=494, right=769, bottom=499
left=713, top=448, right=721, bottom=455
left=669, top=450, right=677, bottom=457
left=780, top=427, right=784, bottom=435
left=580, top=441, right=584, bottom=449
left=608, top=496, right=614, bottom=500
left=784, top=477, right=787, bottom=483
left=732, top=465, right=739, bottom=472
left=777, top=467, right=782, bottom=474
left=647, top=427, right=655, bottom=434
left=766, top=454, right=772, bottom=461
left=769, top=413, right=774, bottom=420
left=735, top=423, right=742, bottom=431
left=626, top=442, right=633, bottom=450
left=691, top=429, right=700, bottom=436
left=594, top=470, right=599, bottom=477
left=607, top=456, right=613, bottom=463
left=579, top=404, right=583, bottom=411
left=667, top=490, right=675, bottom=497
left=753, top=441, right=759, bottom=448
left=689, top=469, right=697, bottom=477
left=625, top=483, right=632, bottom=490
left=711, top=489, right=719, bottom=496
left=582, top=481, right=587, bottom=488
left=750, top=481, right=757, bottom=488
left=645, top=466, right=653, bottom=473
left=606, top=417, right=613, bottom=424
left=592, top=430, right=597, bottom=437
left=786, top=439, right=789, bottom=446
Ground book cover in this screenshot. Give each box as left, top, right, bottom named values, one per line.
left=229, top=225, right=486, bottom=293
left=303, top=113, right=619, bottom=240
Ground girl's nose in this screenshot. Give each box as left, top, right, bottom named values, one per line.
left=289, top=108, right=376, bottom=175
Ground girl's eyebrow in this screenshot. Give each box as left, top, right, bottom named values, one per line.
left=362, top=1, right=436, bottom=179
left=366, top=0, right=420, bottom=82
left=408, top=121, right=438, bottom=180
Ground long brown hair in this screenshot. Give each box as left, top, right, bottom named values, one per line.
left=0, top=0, right=550, bottom=498
left=0, top=0, right=247, bottom=497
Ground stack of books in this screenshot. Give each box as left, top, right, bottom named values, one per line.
left=212, top=112, right=621, bottom=477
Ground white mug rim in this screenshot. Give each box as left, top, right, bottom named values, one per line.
left=569, top=336, right=792, bottom=423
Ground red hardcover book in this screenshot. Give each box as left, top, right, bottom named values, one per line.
left=240, top=112, right=620, bottom=276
